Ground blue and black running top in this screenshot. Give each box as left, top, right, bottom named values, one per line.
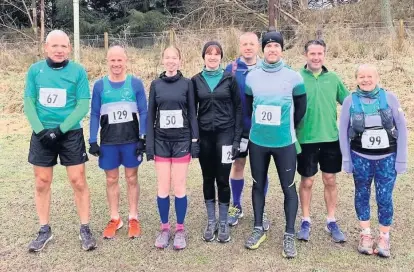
left=89, top=75, right=148, bottom=145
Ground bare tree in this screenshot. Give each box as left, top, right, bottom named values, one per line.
left=0, top=0, right=36, bottom=41
left=381, top=0, right=395, bottom=37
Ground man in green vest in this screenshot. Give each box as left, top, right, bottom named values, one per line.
left=24, top=30, right=96, bottom=252
left=296, top=39, right=349, bottom=243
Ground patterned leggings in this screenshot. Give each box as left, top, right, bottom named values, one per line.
left=351, top=152, right=397, bottom=226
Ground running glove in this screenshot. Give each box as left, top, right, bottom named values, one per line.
left=146, top=153, right=154, bottom=161
left=136, top=139, right=145, bottom=156
left=191, top=142, right=200, bottom=158
left=231, top=141, right=240, bottom=160
left=88, top=143, right=100, bottom=157
left=39, top=127, right=63, bottom=149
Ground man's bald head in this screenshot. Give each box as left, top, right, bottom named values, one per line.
left=107, top=46, right=128, bottom=79
left=239, top=32, right=259, bottom=62
left=45, top=30, right=70, bottom=45
left=107, top=45, right=127, bottom=59
left=44, top=30, right=71, bottom=63
left=239, top=32, right=259, bottom=44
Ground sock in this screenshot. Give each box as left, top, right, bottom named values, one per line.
left=327, top=217, right=336, bottom=224
left=128, top=214, right=138, bottom=221
left=380, top=231, right=390, bottom=239
left=176, top=224, right=185, bottom=231
left=205, top=199, right=216, bottom=223
left=264, top=176, right=269, bottom=196
left=175, top=196, right=188, bottom=225
left=254, top=226, right=263, bottom=231
left=40, top=224, right=51, bottom=231
left=161, top=223, right=170, bottom=230
left=218, top=202, right=229, bottom=224
left=80, top=224, right=89, bottom=230
left=302, top=217, right=311, bottom=223
left=230, top=178, right=244, bottom=209
left=157, top=195, right=170, bottom=224
left=361, top=228, right=371, bottom=235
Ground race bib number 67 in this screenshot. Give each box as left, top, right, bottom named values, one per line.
left=255, top=105, right=281, bottom=125
left=39, top=88, right=67, bottom=108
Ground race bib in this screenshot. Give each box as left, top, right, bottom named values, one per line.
left=160, top=110, right=184, bottom=129
left=39, top=88, right=67, bottom=108
left=108, top=105, right=133, bottom=124
left=221, top=145, right=233, bottom=164
left=240, top=138, right=249, bottom=153
left=255, top=105, right=281, bottom=125
left=361, top=129, right=390, bottom=149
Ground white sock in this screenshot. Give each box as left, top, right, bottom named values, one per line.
left=302, top=217, right=311, bottom=223
left=361, top=228, right=371, bottom=235
left=326, top=217, right=336, bottom=224
left=129, top=215, right=138, bottom=220
left=380, top=231, right=390, bottom=239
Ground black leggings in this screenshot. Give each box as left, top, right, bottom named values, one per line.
left=199, top=128, right=234, bottom=204
left=249, top=141, right=298, bottom=234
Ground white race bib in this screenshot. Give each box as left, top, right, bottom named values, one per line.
left=108, top=105, right=133, bottom=124
left=221, top=145, right=233, bottom=164
left=361, top=129, right=390, bottom=149
left=39, top=88, right=67, bottom=108
left=240, top=138, right=249, bottom=153
left=160, top=110, right=184, bottom=129
left=255, top=105, right=281, bottom=125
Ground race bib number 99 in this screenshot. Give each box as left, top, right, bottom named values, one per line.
left=108, top=106, right=133, bottom=124
left=361, top=129, right=390, bottom=149
left=255, top=105, right=281, bottom=125
left=221, top=145, right=233, bottom=164
left=39, top=88, right=67, bottom=108
left=160, top=110, right=184, bottom=129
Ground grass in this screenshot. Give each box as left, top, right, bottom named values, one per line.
left=1, top=27, right=414, bottom=271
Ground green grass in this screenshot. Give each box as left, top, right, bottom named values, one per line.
left=0, top=114, right=413, bottom=272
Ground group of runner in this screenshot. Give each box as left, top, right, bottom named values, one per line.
left=24, top=29, right=407, bottom=258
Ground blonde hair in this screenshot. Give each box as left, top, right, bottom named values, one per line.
left=163, top=46, right=182, bottom=60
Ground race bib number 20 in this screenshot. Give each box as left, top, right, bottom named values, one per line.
left=39, top=88, right=67, bottom=108
left=255, top=105, right=281, bottom=125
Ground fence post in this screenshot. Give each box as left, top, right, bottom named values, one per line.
left=104, top=32, right=109, bottom=51
left=398, top=19, right=405, bottom=51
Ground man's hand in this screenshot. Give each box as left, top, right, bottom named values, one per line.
left=88, top=143, right=100, bottom=157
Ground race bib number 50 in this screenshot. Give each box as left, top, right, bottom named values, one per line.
left=160, top=110, right=184, bottom=129
left=255, top=105, right=281, bottom=125
left=108, top=106, right=133, bottom=124
left=361, top=129, right=390, bottom=149
left=39, top=88, right=67, bottom=108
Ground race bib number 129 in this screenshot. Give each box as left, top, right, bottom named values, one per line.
left=39, top=88, right=67, bottom=108
left=108, top=106, right=133, bottom=124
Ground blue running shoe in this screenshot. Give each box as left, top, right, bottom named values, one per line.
left=228, top=206, right=243, bottom=226
left=297, top=220, right=311, bottom=241
left=325, top=221, right=346, bottom=243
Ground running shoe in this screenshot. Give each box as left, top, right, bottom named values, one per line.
left=103, top=218, right=123, bottom=239
left=128, top=219, right=141, bottom=238
left=202, top=221, right=218, bottom=242
left=374, top=235, right=391, bottom=258
left=245, top=228, right=267, bottom=250
left=228, top=206, right=244, bottom=226
left=297, top=220, right=311, bottom=241
left=358, top=232, right=374, bottom=255
left=155, top=228, right=170, bottom=249
left=173, top=229, right=187, bottom=250
left=28, top=225, right=53, bottom=252
left=217, top=222, right=231, bottom=243
left=79, top=225, right=97, bottom=251
left=282, top=233, right=297, bottom=258
left=325, top=221, right=346, bottom=243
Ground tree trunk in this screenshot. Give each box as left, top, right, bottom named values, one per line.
left=300, top=0, right=308, bottom=10
left=40, top=0, right=45, bottom=43
left=381, top=0, right=396, bottom=37
left=32, top=0, right=37, bottom=39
